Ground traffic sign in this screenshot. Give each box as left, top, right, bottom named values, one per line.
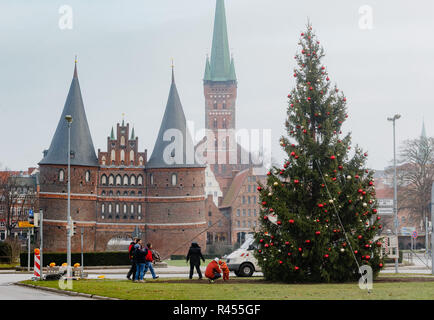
left=29, top=209, right=34, bottom=217
left=412, top=230, right=418, bottom=239
left=19, top=221, right=34, bottom=228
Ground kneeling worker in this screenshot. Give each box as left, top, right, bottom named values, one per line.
left=205, top=258, right=222, bottom=283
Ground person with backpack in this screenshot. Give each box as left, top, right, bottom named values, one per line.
left=134, top=239, right=148, bottom=283
left=143, top=243, right=159, bottom=279
left=186, top=242, right=205, bottom=279
left=127, top=237, right=139, bottom=280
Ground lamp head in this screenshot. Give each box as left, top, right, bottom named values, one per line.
left=394, top=114, right=401, bottom=120
left=65, top=115, right=73, bottom=123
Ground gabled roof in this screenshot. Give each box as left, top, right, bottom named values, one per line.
left=205, top=0, right=236, bottom=82
left=219, top=168, right=249, bottom=208
left=147, top=68, right=204, bottom=169
left=39, top=62, right=98, bottom=167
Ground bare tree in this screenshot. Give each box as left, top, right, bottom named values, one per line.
left=389, top=136, right=434, bottom=229
left=0, top=172, right=37, bottom=238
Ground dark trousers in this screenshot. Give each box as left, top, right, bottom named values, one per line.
left=127, top=259, right=136, bottom=279
left=189, top=263, right=202, bottom=279
left=209, top=273, right=221, bottom=281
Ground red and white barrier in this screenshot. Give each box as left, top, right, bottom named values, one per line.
left=34, top=248, right=41, bottom=279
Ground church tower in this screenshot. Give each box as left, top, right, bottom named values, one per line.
left=39, top=61, right=99, bottom=252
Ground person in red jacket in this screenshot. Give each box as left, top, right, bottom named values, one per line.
left=205, top=258, right=222, bottom=283
left=218, top=260, right=230, bottom=281
left=126, top=237, right=139, bottom=280
left=143, top=243, right=159, bottom=279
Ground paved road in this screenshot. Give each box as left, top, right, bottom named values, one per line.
left=0, top=273, right=92, bottom=300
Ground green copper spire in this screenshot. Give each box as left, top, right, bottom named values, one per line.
left=131, top=126, right=135, bottom=140
left=206, top=0, right=236, bottom=82
left=204, top=55, right=212, bottom=81
left=229, top=56, right=236, bottom=81
left=421, top=119, right=427, bottom=139
left=110, top=126, right=115, bottom=140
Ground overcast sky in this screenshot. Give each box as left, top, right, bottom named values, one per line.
left=0, top=0, right=433, bottom=171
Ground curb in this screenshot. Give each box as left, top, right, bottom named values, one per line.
left=14, top=282, right=120, bottom=300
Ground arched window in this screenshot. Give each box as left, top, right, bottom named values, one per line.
left=101, top=190, right=106, bottom=196
left=150, top=174, right=154, bottom=185
left=213, top=118, right=217, bottom=128
left=139, top=156, right=144, bottom=166
left=123, top=204, right=127, bottom=214
left=123, top=175, right=129, bottom=186
left=111, top=149, right=116, bottom=162
left=138, top=204, right=142, bottom=214
left=137, top=175, right=143, bottom=186
left=130, top=150, right=134, bottom=165
left=101, top=175, right=107, bottom=185
left=171, top=173, right=177, bottom=186
left=116, top=191, right=120, bottom=196
left=85, top=170, right=90, bottom=182
left=59, top=169, right=64, bottom=182
left=116, top=175, right=122, bottom=185
left=223, top=101, right=226, bottom=109
left=108, top=204, right=112, bottom=213
left=109, top=190, right=113, bottom=196
left=109, top=175, right=114, bottom=186
left=120, top=150, right=125, bottom=163
left=222, top=118, right=227, bottom=129
left=131, top=204, right=134, bottom=214
left=115, top=203, right=120, bottom=213
left=101, top=156, right=106, bottom=166
left=101, top=204, right=105, bottom=213
left=130, top=175, right=136, bottom=186
left=130, top=191, right=135, bottom=196
left=120, top=136, right=125, bottom=146
left=213, top=101, right=217, bottom=109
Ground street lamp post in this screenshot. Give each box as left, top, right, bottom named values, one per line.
left=65, top=114, right=73, bottom=279
left=387, top=114, right=401, bottom=274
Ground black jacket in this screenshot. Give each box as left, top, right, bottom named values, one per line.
left=134, top=245, right=149, bottom=264
left=186, top=243, right=205, bottom=265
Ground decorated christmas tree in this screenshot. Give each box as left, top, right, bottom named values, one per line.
left=254, top=23, right=384, bottom=283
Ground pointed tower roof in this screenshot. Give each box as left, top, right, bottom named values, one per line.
left=204, top=55, right=212, bottom=81
left=147, top=67, right=203, bottom=169
left=131, top=127, right=135, bottom=140
left=110, top=126, right=115, bottom=140
left=421, top=120, right=427, bottom=139
left=205, top=0, right=236, bottom=82
left=39, top=61, right=98, bottom=167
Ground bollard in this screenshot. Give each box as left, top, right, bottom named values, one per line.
left=33, top=248, right=41, bottom=280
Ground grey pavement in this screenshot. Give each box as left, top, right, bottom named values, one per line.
left=0, top=273, right=92, bottom=300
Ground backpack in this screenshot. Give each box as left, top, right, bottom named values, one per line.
left=145, top=249, right=153, bottom=262
left=152, top=250, right=161, bottom=262
left=128, top=243, right=136, bottom=260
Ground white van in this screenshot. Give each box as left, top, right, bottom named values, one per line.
left=226, top=234, right=261, bottom=277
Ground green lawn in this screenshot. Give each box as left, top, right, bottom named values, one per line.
left=163, top=259, right=214, bottom=267
left=21, top=277, right=434, bottom=300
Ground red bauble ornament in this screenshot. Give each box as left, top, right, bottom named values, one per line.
left=264, top=244, right=269, bottom=248
left=294, top=266, right=299, bottom=271
left=263, top=215, right=268, bottom=220
left=326, top=77, right=330, bottom=81
left=262, top=201, right=267, bottom=205
left=357, top=235, right=362, bottom=239
left=277, top=221, right=282, bottom=225
left=259, top=239, right=264, bottom=243
left=379, top=263, right=383, bottom=268
left=267, top=171, right=271, bottom=176
left=315, top=231, right=321, bottom=235
left=285, top=241, right=290, bottom=245
left=305, top=240, right=311, bottom=244
left=289, top=219, right=295, bottom=224
left=294, top=179, right=299, bottom=184
left=279, top=261, right=283, bottom=264
left=257, top=186, right=262, bottom=191
left=324, top=254, right=329, bottom=258
left=330, top=155, right=336, bottom=160
left=298, top=248, right=302, bottom=252
left=354, top=250, right=358, bottom=254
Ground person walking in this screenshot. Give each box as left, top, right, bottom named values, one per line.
left=186, top=242, right=205, bottom=279
left=143, top=243, right=159, bottom=279
left=134, top=239, right=148, bottom=283
left=127, top=237, right=139, bottom=280
left=205, top=258, right=222, bottom=283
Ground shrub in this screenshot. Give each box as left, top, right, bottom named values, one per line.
left=0, top=242, right=12, bottom=264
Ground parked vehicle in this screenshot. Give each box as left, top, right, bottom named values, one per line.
left=226, top=234, right=261, bottom=277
